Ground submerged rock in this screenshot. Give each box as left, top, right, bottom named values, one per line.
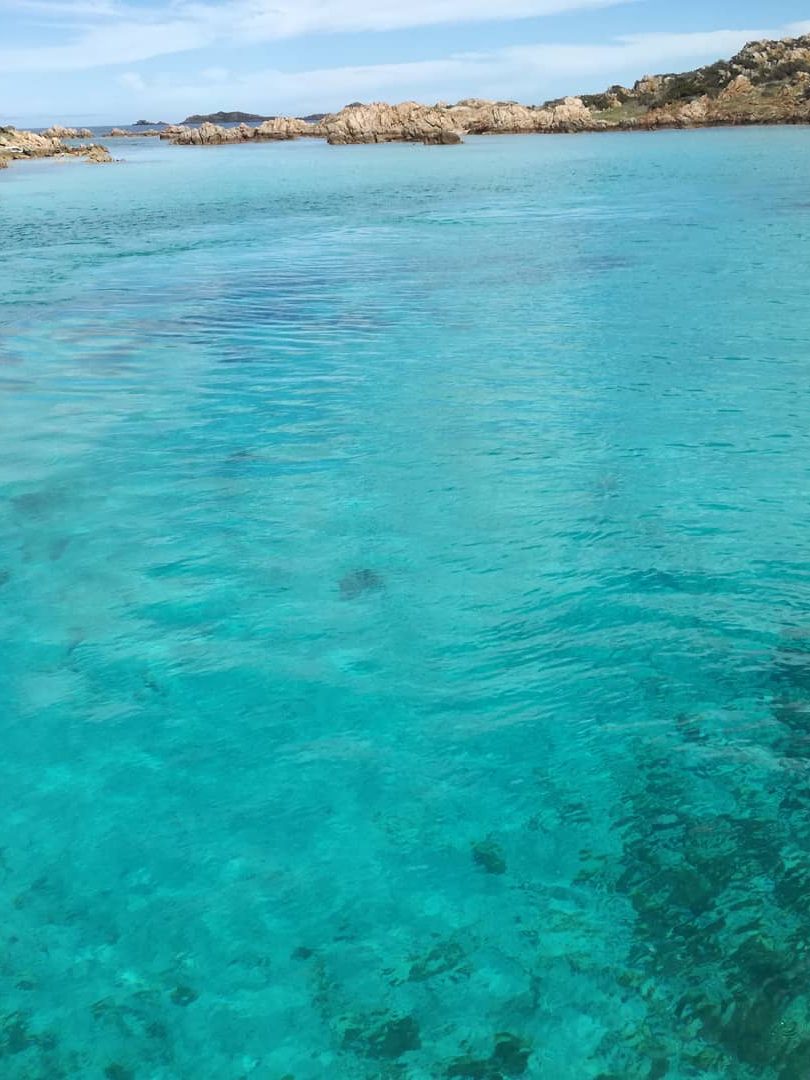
left=169, top=985, right=198, bottom=1006
left=445, top=1032, right=532, bottom=1077
left=104, top=1066, right=134, bottom=1080
left=343, top=1014, right=421, bottom=1059
left=408, top=940, right=468, bottom=982
left=339, top=568, right=385, bottom=600
left=471, top=837, right=507, bottom=875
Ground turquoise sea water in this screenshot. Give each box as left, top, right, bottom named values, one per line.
left=2, top=128, right=810, bottom=1078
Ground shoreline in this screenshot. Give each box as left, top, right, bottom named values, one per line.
left=3, top=118, right=808, bottom=176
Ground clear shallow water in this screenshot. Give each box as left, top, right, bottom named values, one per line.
left=2, top=129, right=810, bottom=1078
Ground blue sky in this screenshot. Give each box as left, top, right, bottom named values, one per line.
left=1, top=0, right=809, bottom=125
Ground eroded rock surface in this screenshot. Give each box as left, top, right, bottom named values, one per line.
left=42, top=124, right=93, bottom=139
left=0, top=126, right=112, bottom=169
left=106, top=127, right=163, bottom=137
left=172, top=118, right=324, bottom=144
left=157, top=33, right=810, bottom=151
left=321, top=101, right=460, bottom=144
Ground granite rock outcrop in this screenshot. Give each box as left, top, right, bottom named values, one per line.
left=157, top=33, right=810, bottom=151
left=106, top=127, right=164, bottom=137
left=42, top=125, right=93, bottom=139
left=321, top=102, right=460, bottom=144
left=0, top=126, right=112, bottom=168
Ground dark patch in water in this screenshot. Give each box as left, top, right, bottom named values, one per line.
left=105, top=1066, right=134, bottom=1080
left=339, top=568, right=384, bottom=600
left=445, top=1032, right=532, bottom=1077
left=471, top=837, right=507, bottom=875
left=49, top=536, right=70, bottom=561
left=13, top=490, right=58, bottom=519
left=1, top=1012, right=38, bottom=1056
left=0, top=570, right=10, bottom=588
left=169, top=985, right=198, bottom=1007
left=408, top=941, right=467, bottom=982
left=599, top=673, right=810, bottom=1080
left=343, top=1014, right=421, bottom=1059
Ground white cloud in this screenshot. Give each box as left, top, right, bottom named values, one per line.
left=201, top=66, right=229, bottom=83
left=4, top=6, right=810, bottom=122
left=1, top=0, right=125, bottom=16
left=199, top=0, right=631, bottom=40
left=118, top=70, right=146, bottom=91
left=88, top=21, right=810, bottom=118
left=0, top=0, right=632, bottom=71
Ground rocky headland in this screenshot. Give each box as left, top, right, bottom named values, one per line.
left=0, top=126, right=112, bottom=169
left=163, top=34, right=810, bottom=147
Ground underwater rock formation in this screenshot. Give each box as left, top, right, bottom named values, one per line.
left=471, top=837, right=507, bottom=874
left=342, top=1013, right=421, bottom=1059
left=338, top=569, right=385, bottom=600
left=446, top=1032, right=532, bottom=1077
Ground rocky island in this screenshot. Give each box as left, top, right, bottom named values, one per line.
left=181, top=110, right=274, bottom=125
left=163, top=34, right=810, bottom=147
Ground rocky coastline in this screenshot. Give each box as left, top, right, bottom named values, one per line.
left=4, top=33, right=809, bottom=167
left=161, top=34, right=810, bottom=147
left=105, top=126, right=179, bottom=137
left=0, top=126, right=112, bottom=169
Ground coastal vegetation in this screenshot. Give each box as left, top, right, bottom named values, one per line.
left=159, top=34, right=810, bottom=146
left=180, top=110, right=273, bottom=124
